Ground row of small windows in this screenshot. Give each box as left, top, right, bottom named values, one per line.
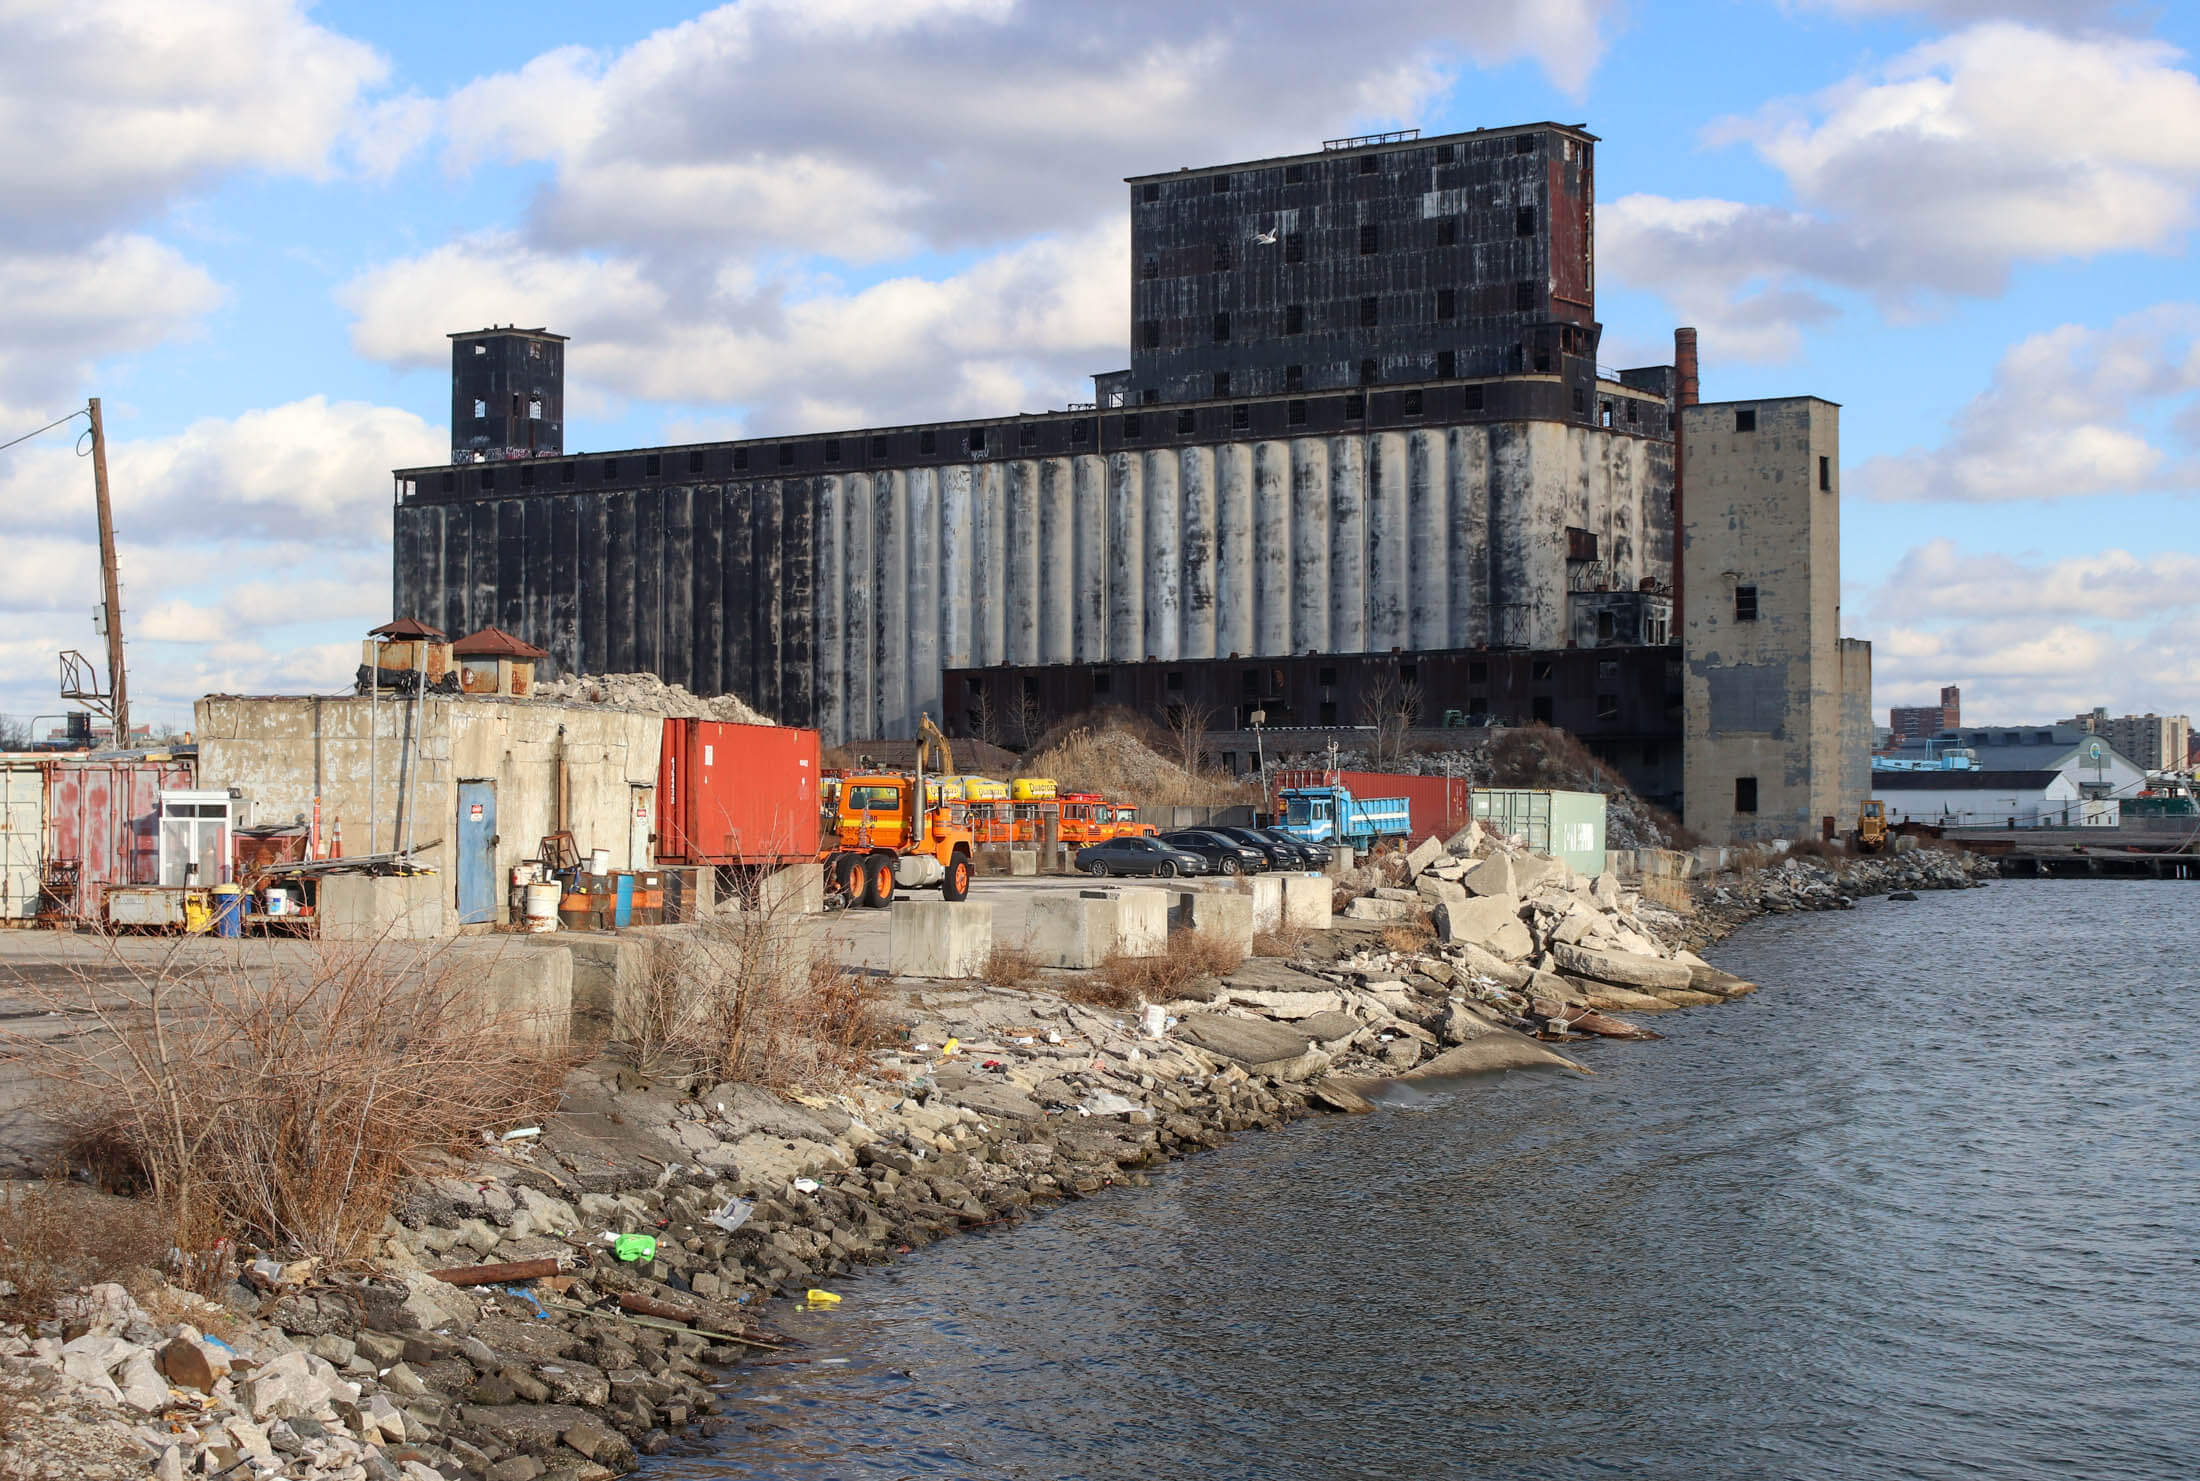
left=472, top=396, right=544, bottom=420
left=1134, top=133, right=1545, bottom=201
left=1143, top=210, right=1534, bottom=279
left=1141, top=286, right=1533, bottom=348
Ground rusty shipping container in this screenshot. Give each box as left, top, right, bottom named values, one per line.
left=655, top=720, right=821, bottom=865
left=5, top=756, right=197, bottom=921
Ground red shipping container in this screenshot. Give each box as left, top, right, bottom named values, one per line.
left=1272, top=768, right=1474, bottom=841
left=45, top=756, right=195, bottom=918
left=655, top=719, right=821, bottom=865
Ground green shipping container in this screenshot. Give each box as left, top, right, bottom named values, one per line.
left=1470, top=788, right=1607, bottom=875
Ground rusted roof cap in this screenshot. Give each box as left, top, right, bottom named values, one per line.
left=370, top=617, right=447, bottom=639
left=452, top=626, right=548, bottom=659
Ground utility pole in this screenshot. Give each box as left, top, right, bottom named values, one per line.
left=87, top=399, right=128, bottom=746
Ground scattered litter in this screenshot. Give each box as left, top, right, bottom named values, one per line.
left=503, top=1285, right=552, bottom=1320
left=1140, top=1004, right=1168, bottom=1038
left=792, top=1178, right=822, bottom=1194
left=612, top=1234, right=658, bottom=1263
left=1045, top=1030, right=1062, bottom=1044
left=804, top=1289, right=842, bottom=1308
left=707, top=1197, right=755, bottom=1234
left=912, top=1043, right=933, bottom=1053
left=1016, top=1036, right=1035, bottom=1045
left=500, top=1127, right=541, bottom=1141
left=941, top=1037, right=960, bottom=1056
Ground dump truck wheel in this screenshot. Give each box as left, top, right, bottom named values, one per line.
left=863, top=855, right=896, bottom=907
left=942, top=855, right=972, bottom=902
left=831, top=854, right=862, bottom=896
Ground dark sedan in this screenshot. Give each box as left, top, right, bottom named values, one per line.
left=1159, top=830, right=1268, bottom=876
left=1074, top=836, right=1211, bottom=878
left=1255, top=826, right=1332, bottom=867
left=1212, top=826, right=1315, bottom=871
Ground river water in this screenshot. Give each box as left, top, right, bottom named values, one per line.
left=661, top=881, right=2199, bottom=1480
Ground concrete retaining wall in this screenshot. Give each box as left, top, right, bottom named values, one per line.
left=890, top=900, right=994, bottom=979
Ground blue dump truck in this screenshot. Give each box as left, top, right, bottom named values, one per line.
left=1276, top=784, right=1412, bottom=851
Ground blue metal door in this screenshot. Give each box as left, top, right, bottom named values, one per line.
left=457, top=780, right=497, bottom=924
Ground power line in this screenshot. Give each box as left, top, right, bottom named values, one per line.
left=0, top=407, right=88, bottom=455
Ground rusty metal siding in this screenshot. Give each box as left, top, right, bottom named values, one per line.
left=45, top=758, right=196, bottom=919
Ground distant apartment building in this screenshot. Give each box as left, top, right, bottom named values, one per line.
left=2066, top=708, right=2191, bottom=773
left=1889, top=685, right=1959, bottom=745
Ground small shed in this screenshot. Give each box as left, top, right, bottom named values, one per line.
left=451, top=627, right=546, bottom=697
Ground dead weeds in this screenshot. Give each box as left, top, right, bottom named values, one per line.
left=1094, top=928, right=1246, bottom=1002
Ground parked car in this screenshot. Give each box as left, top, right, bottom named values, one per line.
left=1159, top=829, right=1267, bottom=876
left=1255, top=826, right=1332, bottom=867
left=1211, top=825, right=1314, bottom=871
left=1075, top=835, right=1211, bottom=878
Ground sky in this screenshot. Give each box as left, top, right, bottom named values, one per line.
left=1, top=0, right=2196, bottom=735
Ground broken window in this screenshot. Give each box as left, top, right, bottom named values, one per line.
left=1597, top=693, right=1619, bottom=723
left=1142, top=257, right=1159, bottom=280
left=1820, top=455, right=1831, bottom=491
left=1211, top=372, right=1230, bottom=398
left=1360, top=296, right=1379, bottom=327
left=1736, top=408, right=1757, bottom=432
left=1516, top=206, right=1536, bottom=237
left=1212, top=312, right=1230, bottom=342
left=1359, top=223, right=1380, bottom=255
left=1212, top=172, right=1231, bottom=194
left=1070, top=420, right=1090, bottom=444
left=1286, top=365, right=1305, bottom=392
left=473, top=399, right=487, bottom=419
left=1286, top=303, right=1305, bottom=333
left=1141, top=182, right=1160, bottom=202
left=1285, top=231, right=1305, bottom=263
left=1437, top=218, right=1458, bottom=247
left=1437, top=350, right=1456, bottom=378
left=1463, top=384, right=1484, bottom=410
left=1514, top=280, right=1536, bottom=311
left=1285, top=163, right=1306, bottom=184
left=1178, top=409, right=1196, bottom=434
left=1531, top=659, right=1554, bottom=681
left=1232, top=403, right=1250, bottom=430
left=1359, top=153, right=1380, bottom=174
left=968, top=428, right=986, bottom=453
left=1122, top=414, right=1140, bottom=439
left=1019, top=423, right=1037, bottom=449
left=1735, top=777, right=1758, bottom=813
left=1437, top=288, right=1456, bottom=320
left=1288, top=398, right=1308, bottom=425
left=1345, top=392, right=1366, bottom=418
left=1601, top=402, right=1613, bottom=427
left=1140, top=319, right=1160, bottom=349
left=1735, top=585, right=1759, bottom=622
left=1515, top=134, right=1537, bottom=154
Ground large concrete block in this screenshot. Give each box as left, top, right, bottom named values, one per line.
left=446, top=942, right=572, bottom=1050
left=1550, top=943, right=1693, bottom=991
left=1435, top=892, right=1532, bottom=958
left=562, top=931, right=654, bottom=1026
left=1113, top=888, right=1168, bottom=958
left=1344, top=895, right=1417, bottom=922
left=889, top=900, right=994, bottom=979
left=606, top=917, right=818, bottom=1042
left=1278, top=873, right=1332, bottom=930
left=1403, top=835, right=1445, bottom=878
left=1022, top=892, right=1122, bottom=969
left=1235, top=875, right=1283, bottom=933
left=1006, top=850, right=1039, bottom=877
left=757, top=861, right=826, bottom=918
left=1415, top=875, right=1467, bottom=911
left=1172, top=888, right=1253, bottom=953
left=318, top=874, right=449, bottom=941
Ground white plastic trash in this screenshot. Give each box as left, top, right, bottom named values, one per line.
left=587, top=847, right=612, bottom=874
left=1141, top=1003, right=1168, bottom=1039
left=523, top=882, right=561, bottom=932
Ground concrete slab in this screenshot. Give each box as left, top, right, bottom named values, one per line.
left=1404, top=835, right=1446, bottom=878
left=1006, top=850, right=1039, bottom=877
left=1344, top=895, right=1417, bottom=922
left=1113, top=888, right=1168, bottom=958
left=889, top=900, right=994, bottom=980
left=1235, top=875, right=1283, bottom=933
left=1436, top=893, right=1532, bottom=958
left=318, top=874, right=449, bottom=941
left=1175, top=889, right=1253, bottom=953
left=1018, top=892, right=1122, bottom=970
left=1278, top=873, right=1332, bottom=930
left=1550, top=943, right=1693, bottom=991
left=1173, top=1014, right=1315, bottom=1074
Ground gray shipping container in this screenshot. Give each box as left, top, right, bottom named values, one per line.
left=1471, top=788, right=1607, bottom=875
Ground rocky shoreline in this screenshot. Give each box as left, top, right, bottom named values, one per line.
left=0, top=836, right=1995, bottom=1480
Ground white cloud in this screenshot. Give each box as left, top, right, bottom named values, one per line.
left=1870, top=615, right=2198, bottom=724
left=345, top=223, right=1130, bottom=432
left=0, top=0, right=389, bottom=244
left=1871, top=539, right=2200, bottom=621
left=0, top=235, right=223, bottom=424
left=1604, top=23, right=2200, bottom=357
left=1795, top=1, right=2141, bottom=26
left=1853, top=306, right=2200, bottom=501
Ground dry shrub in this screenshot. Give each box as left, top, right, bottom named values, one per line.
left=983, top=943, right=1042, bottom=991
left=628, top=904, right=889, bottom=1090
left=1094, top=928, right=1246, bottom=1002
left=1252, top=923, right=1311, bottom=959
left=10, top=941, right=567, bottom=1266
left=1382, top=919, right=1435, bottom=955
left=0, top=1182, right=164, bottom=1326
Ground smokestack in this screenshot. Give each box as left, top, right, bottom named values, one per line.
left=1671, top=327, right=1699, bottom=632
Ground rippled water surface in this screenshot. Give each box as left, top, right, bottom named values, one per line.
left=657, top=881, right=2200, bottom=1480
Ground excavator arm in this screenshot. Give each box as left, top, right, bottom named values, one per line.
left=916, top=712, right=955, bottom=779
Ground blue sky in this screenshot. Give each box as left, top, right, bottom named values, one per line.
left=2, top=0, right=2196, bottom=734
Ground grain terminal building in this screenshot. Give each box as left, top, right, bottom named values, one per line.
left=390, top=122, right=1866, bottom=841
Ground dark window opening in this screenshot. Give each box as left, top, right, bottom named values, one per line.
left=1735, top=777, right=1758, bottom=814
left=825, top=439, right=842, bottom=463
left=1597, top=612, right=1616, bottom=641
left=440, top=471, right=455, bottom=493
left=1286, top=365, right=1305, bottom=392
left=870, top=435, right=889, bottom=458
left=1318, top=666, right=1337, bottom=686
left=1568, top=527, right=1599, bottom=561
left=1165, top=670, right=1184, bottom=692
left=602, top=458, right=618, bottom=479
left=1288, top=398, right=1308, bottom=425
left=518, top=464, right=534, bottom=488
left=1122, top=414, right=1141, bottom=438
left=1213, top=240, right=1232, bottom=271
left=1212, top=172, right=1231, bottom=194
left=1534, top=347, right=1551, bottom=372
left=1140, top=319, right=1160, bottom=349
left=1211, top=372, right=1230, bottom=398
left=1464, top=384, right=1484, bottom=410
left=1141, top=257, right=1159, bottom=279
left=1434, top=144, right=1454, bottom=162
left=1628, top=400, right=1639, bottom=424
left=1359, top=153, right=1379, bottom=174
left=1019, top=423, right=1037, bottom=449
left=1643, top=742, right=1662, bottom=766
left=733, top=450, right=749, bottom=471
left=1241, top=669, right=1261, bottom=695
left=1093, top=668, right=1112, bottom=694
left=1212, top=312, right=1230, bottom=342
left=479, top=468, right=495, bottom=491
left=1285, top=231, right=1304, bottom=263
left=1359, top=223, right=1380, bottom=254
left=1819, top=455, right=1831, bottom=490
left=1399, top=663, right=1418, bottom=684
left=1601, top=401, right=1614, bottom=426
left=1232, top=403, right=1250, bottom=430
left=1360, top=296, right=1379, bottom=327
left=968, top=427, right=987, bottom=453
left=688, top=450, right=705, bottom=473
left=1515, top=134, right=1536, bottom=154
left=1532, top=695, right=1554, bottom=723
left=1177, top=409, right=1196, bottom=434
left=1597, top=693, right=1619, bottom=723
left=1345, top=393, right=1365, bottom=419
left=1572, top=386, right=1586, bottom=414
left=1437, top=350, right=1456, bottom=378
left=645, top=454, right=660, bottom=476
left=1736, top=408, right=1757, bottom=432
left=1515, top=280, right=1537, bottom=310
left=777, top=444, right=795, bottom=466
left=1516, top=205, right=1536, bottom=236
left=1141, top=182, right=1160, bottom=202
left=1468, top=661, right=1488, bottom=683
left=919, top=430, right=937, bottom=454
left=1358, top=360, right=1377, bottom=387
left=1319, top=700, right=1338, bottom=725
left=1531, top=659, right=1555, bottom=682
left=1437, top=288, right=1457, bottom=320
left=1469, top=696, right=1489, bottom=717
left=1735, top=585, right=1759, bottom=622
left=1437, top=218, right=1458, bottom=247
left=1142, top=388, right=1159, bottom=404
left=559, top=462, right=574, bottom=484
left=1286, top=303, right=1305, bottom=333
left=1070, top=420, right=1091, bottom=444
left=1285, top=163, right=1306, bottom=184
left=1402, top=390, right=1423, bottom=417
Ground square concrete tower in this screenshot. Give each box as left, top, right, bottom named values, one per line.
left=450, top=327, right=565, bottom=463
left=1680, top=396, right=1867, bottom=842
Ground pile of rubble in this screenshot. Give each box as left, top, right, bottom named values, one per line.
left=1676, top=846, right=1993, bottom=951
left=529, top=673, right=770, bottom=725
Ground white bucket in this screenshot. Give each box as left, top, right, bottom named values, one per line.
left=587, top=848, right=612, bottom=875
left=511, top=861, right=543, bottom=887
left=523, top=882, right=561, bottom=932
left=264, top=887, right=293, bottom=917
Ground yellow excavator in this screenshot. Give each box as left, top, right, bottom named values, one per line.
left=917, top=712, right=954, bottom=779
left=1855, top=798, right=1889, bottom=853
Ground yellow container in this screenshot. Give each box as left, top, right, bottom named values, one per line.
left=183, top=890, right=213, bottom=935
left=962, top=777, right=1009, bottom=801
left=1012, top=777, right=1058, bottom=801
